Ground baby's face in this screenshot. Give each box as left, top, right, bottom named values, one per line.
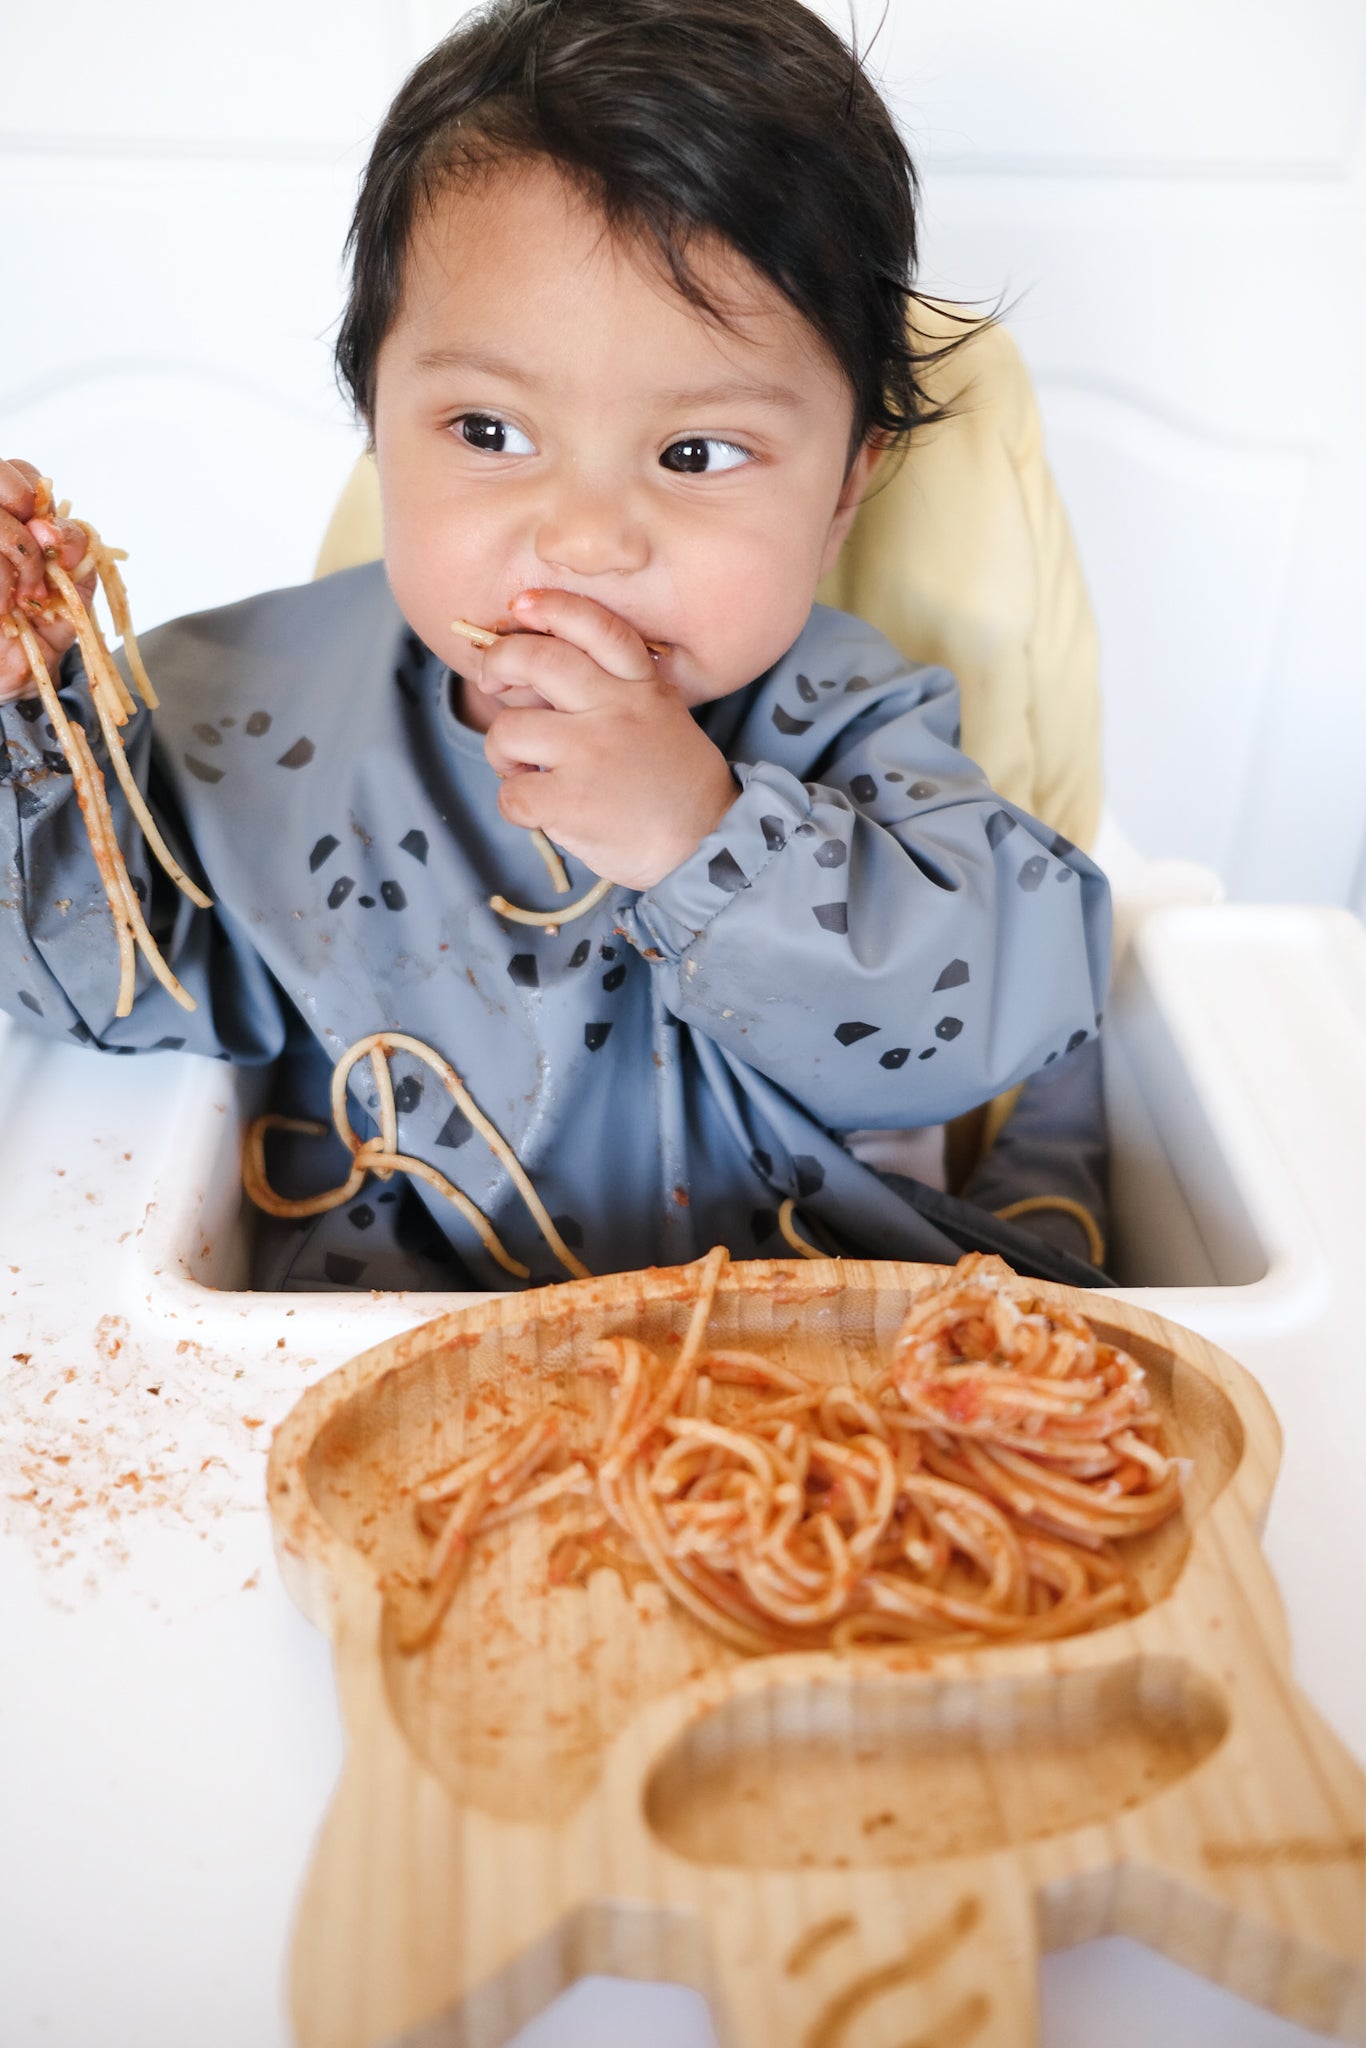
left=373, top=159, right=879, bottom=713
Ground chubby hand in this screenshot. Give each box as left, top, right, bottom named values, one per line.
left=0, top=457, right=97, bottom=706
left=469, top=587, right=737, bottom=891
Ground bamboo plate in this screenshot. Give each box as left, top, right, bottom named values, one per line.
left=267, top=1258, right=1365, bottom=2048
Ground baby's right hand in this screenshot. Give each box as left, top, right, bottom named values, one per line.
left=0, top=457, right=97, bottom=705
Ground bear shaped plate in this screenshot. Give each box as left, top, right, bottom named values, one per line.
left=267, top=1258, right=1364, bottom=2048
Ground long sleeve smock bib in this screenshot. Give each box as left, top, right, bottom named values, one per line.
left=0, top=563, right=1110, bottom=1290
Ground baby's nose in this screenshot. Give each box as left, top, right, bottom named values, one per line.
left=534, top=480, right=648, bottom=579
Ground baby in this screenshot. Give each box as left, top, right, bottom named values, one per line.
left=0, top=0, right=1110, bottom=1292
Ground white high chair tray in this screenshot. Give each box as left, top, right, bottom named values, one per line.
left=1, top=902, right=1363, bottom=2047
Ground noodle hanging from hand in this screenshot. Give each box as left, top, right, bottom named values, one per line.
left=2, top=480, right=210, bottom=1016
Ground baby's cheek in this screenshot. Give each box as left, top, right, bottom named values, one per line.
left=385, top=548, right=459, bottom=655
left=705, top=601, right=814, bottom=700
left=378, top=525, right=422, bottom=611
left=701, top=532, right=819, bottom=679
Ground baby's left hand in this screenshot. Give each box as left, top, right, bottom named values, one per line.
left=473, top=588, right=737, bottom=890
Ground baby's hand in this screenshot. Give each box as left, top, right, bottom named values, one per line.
left=475, top=588, right=736, bottom=890
left=0, top=457, right=97, bottom=705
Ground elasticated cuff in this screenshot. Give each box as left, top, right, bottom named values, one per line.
left=629, top=760, right=815, bottom=961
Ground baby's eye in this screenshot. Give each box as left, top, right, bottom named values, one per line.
left=456, top=413, right=535, bottom=456
left=659, top=437, right=752, bottom=475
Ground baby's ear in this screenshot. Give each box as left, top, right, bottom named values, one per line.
left=818, top=435, right=887, bottom=579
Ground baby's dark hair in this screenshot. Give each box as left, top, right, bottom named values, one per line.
left=336, top=0, right=990, bottom=450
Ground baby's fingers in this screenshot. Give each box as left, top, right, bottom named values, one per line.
left=484, top=706, right=563, bottom=780
left=0, top=503, right=49, bottom=611
left=0, top=457, right=41, bottom=521
left=30, top=513, right=93, bottom=579
left=0, top=463, right=91, bottom=604
left=0, top=464, right=95, bottom=703
left=509, top=587, right=655, bottom=682
left=477, top=629, right=610, bottom=714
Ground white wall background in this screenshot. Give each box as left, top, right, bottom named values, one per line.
left=2, top=0, right=1363, bottom=907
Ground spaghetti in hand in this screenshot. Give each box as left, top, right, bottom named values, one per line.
left=0, top=466, right=209, bottom=1017
left=395, top=1251, right=1183, bottom=1656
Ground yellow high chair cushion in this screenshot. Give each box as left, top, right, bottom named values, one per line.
left=315, top=306, right=1100, bottom=849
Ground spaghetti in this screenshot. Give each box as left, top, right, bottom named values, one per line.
left=778, top=1196, right=825, bottom=1260
left=2, top=480, right=210, bottom=1016
left=243, top=1029, right=591, bottom=1282
left=395, top=1250, right=1183, bottom=1655
left=487, top=876, right=613, bottom=931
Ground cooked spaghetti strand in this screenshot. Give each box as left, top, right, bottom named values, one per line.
left=43, top=558, right=137, bottom=723
left=778, top=1198, right=825, bottom=1259
left=529, top=829, right=571, bottom=894
left=489, top=876, right=613, bottom=929
left=76, top=522, right=159, bottom=707
left=9, top=615, right=193, bottom=1013
left=80, top=656, right=212, bottom=909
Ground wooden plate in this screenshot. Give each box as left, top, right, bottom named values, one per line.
left=268, top=1259, right=1365, bottom=2048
